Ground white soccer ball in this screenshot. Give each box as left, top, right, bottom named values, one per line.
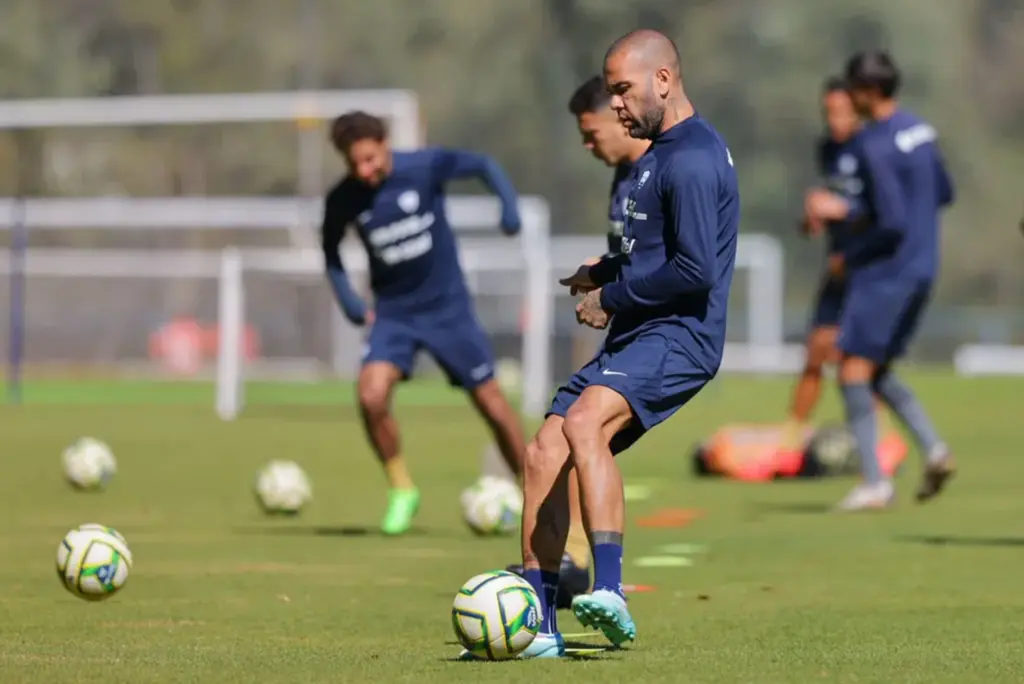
left=62, top=437, right=117, bottom=491
left=460, top=477, right=522, bottom=536
left=56, top=524, right=132, bottom=601
left=255, top=460, right=312, bottom=515
left=452, top=570, right=541, bottom=660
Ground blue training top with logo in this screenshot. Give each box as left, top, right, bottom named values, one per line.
left=594, top=115, right=740, bottom=374
left=817, top=136, right=863, bottom=255
left=840, top=109, right=954, bottom=284
left=321, top=148, right=521, bottom=321
left=606, top=162, right=633, bottom=254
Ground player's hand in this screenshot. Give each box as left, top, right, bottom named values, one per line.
left=576, top=288, right=610, bottom=329
left=363, top=310, right=376, bottom=327
left=827, top=254, right=845, bottom=279
left=559, top=259, right=600, bottom=296
left=805, top=188, right=849, bottom=222
left=800, top=215, right=824, bottom=237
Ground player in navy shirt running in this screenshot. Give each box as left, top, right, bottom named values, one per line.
left=778, top=77, right=900, bottom=462
left=805, top=51, right=956, bottom=510
left=515, top=31, right=739, bottom=657
left=321, top=111, right=529, bottom=535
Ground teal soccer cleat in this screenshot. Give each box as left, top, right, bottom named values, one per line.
left=571, top=590, right=637, bottom=646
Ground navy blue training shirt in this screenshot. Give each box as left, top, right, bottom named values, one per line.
left=818, top=136, right=862, bottom=254
left=841, top=109, right=954, bottom=283
left=595, top=115, right=740, bottom=373
left=606, top=162, right=633, bottom=254
left=321, top=148, right=521, bottom=322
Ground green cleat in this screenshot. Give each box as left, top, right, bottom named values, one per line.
left=381, top=488, right=420, bottom=536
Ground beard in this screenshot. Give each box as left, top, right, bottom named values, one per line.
left=626, top=94, right=665, bottom=140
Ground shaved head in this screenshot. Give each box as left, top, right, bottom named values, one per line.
left=603, top=30, right=688, bottom=140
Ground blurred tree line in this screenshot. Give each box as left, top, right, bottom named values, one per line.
left=0, top=0, right=1022, bottom=307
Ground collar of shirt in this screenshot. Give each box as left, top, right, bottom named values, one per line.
left=651, top=114, right=701, bottom=146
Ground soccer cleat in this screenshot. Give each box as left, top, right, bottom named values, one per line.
left=456, top=632, right=566, bottom=660
left=917, top=449, right=956, bottom=503
left=835, top=480, right=895, bottom=512
left=380, top=487, right=420, bottom=535
left=505, top=553, right=591, bottom=609
left=571, top=589, right=636, bottom=646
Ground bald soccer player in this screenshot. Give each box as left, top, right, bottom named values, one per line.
left=515, top=30, right=739, bottom=657
left=504, top=74, right=652, bottom=608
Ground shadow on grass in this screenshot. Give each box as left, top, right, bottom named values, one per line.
left=232, top=524, right=430, bottom=538
left=746, top=501, right=833, bottom=515
left=442, top=638, right=618, bottom=661
left=895, top=534, right=1024, bottom=548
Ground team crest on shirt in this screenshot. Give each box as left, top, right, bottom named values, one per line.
left=636, top=170, right=651, bottom=189
left=397, top=190, right=420, bottom=214
left=838, top=154, right=858, bottom=175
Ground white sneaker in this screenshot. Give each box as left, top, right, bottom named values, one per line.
left=836, top=480, right=895, bottom=511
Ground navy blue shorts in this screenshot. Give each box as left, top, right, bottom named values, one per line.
left=838, top=279, right=931, bottom=364
left=547, top=332, right=712, bottom=455
left=810, top=277, right=847, bottom=328
left=363, top=308, right=495, bottom=390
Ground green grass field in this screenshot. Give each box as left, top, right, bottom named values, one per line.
left=2, top=372, right=1023, bottom=683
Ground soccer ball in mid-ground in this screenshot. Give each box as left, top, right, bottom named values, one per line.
left=451, top=570, right=541, bottom=660
left=62, top=437, right=117, bottom=491
left=56, top=524, right=132, bottom=601
left=254, top=460, right=312, bottom=515
left=460, top=476, right=522, bottom=536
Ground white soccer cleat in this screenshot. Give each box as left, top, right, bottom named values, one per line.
left=836, top=480, right=895, bottom=512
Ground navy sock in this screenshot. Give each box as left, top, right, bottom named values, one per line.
left=874, top=372, right=944, bottom=459
left=841, top=383, right=883, bottom=484
left=592, top=541, right=624, bottom=598
left=523, top=569, right=558, bottom=634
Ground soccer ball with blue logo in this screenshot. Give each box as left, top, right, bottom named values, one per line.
left=451, top=570, right=541, bottom=660
left=56, top=523, right=132, bottom=601
left=459, top=476, right=522, bottom=536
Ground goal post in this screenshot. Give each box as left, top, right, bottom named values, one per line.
left=214, top=227, right=790, bottom=422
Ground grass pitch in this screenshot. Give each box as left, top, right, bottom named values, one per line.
left=1, top=372, right=1022, bottom=683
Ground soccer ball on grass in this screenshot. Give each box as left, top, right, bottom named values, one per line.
left=451, top=570, right=541, bottom=660
left=62, top=437, right=117, bottom=491
left=255, top=460, right=312, bottom=515
left=460, top=476, right=522, bottom=536
left=56, top=523, right=132, bottom=601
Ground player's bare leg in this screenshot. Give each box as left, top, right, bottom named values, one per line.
left=836, top=355, right=894, bottom=511
left=469, top=379, right=527, bottom=475
left=518, top=416, right=574, bottom=657
left=783, top=326, right=837, bottom=448
left=473, top=379, right=592, bottom=601
left=357, top=361, right=420, bottom=534
left=561, top=385, right=637, bottom=645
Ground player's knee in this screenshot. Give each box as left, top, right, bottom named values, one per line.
left=562, top=405, right=602, bottom=451
left=357, top=380, right=392, bottom=417
left=523, top=439, right=556, bottom=482
left=470, top=379, right=512, bottom=420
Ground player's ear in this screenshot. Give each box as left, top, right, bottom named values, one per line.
left=654, top=67, right=672, bottom=97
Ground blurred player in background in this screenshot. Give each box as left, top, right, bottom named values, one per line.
left=778, top=76, right=900, bottom=463
left=510, top=31, right=739, bottom=657
left=805, top=51, right=956, bottom=510
left=321, top=111, right=527, bottom=535
left=568, top=74, right=651, bottom=257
